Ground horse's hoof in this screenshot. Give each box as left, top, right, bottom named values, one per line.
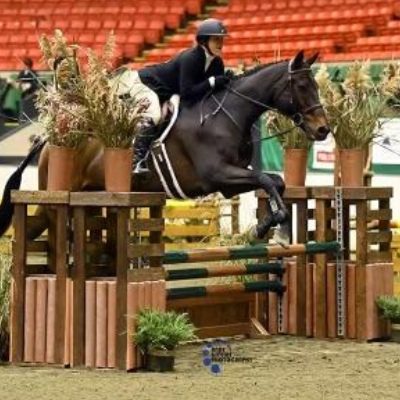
left=271, top=228, right=290, bottom=249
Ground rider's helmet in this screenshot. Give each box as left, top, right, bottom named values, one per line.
left=196, top=18, right=228, bottom=44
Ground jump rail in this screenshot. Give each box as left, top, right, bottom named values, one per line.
left=163, top=241, right=341, bottom=264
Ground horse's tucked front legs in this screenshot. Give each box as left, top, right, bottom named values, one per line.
left=256, top=173, right=291, bottom=246
left=200, top=165, right=291, bottom=245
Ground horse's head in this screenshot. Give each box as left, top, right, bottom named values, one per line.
left=276, top=51, right=330, bottom=141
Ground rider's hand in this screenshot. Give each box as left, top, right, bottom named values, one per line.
left=214, top=75, right=230, bottom=89
left=225, top=69, right=235, bottom=79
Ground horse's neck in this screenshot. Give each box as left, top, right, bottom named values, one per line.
left=233, top=65, right=285, bottom=126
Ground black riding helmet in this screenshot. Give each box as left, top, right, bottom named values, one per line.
left=196, top=18, right=228, bottom=45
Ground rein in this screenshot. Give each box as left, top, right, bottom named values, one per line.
left=200, top=60, right=324, bottom=143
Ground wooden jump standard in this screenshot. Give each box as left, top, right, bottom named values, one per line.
left=8, top=187, right=394, bottom=371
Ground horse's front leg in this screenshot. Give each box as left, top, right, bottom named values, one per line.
left=256, top=173, right=291, bottom=246
left=200, top=165, right=290, bottom=244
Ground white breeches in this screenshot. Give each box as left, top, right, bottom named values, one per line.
left=111, top=69, right=162, bottom=125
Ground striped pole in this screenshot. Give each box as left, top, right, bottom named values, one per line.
left=164, top=241, right=340, bottom=264
left=167, top=280, right=285, bottom=300
left=165, top=262, right=284, bottom=281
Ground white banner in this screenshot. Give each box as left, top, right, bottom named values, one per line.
left=312, top=135, right=335, bottom=170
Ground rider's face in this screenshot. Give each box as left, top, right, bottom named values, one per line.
left=208, top=36, right=224, bottom=57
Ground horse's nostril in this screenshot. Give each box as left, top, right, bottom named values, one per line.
left=318, top=126, right=330, bottom=136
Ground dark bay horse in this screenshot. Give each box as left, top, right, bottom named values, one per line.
left=0, top=50, right=330, bottom=244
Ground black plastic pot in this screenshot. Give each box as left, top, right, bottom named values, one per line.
left=391, top=323, right=400, bottom=343
left=146, top=349, right=175, bottom=372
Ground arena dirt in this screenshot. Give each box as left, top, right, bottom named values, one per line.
left=1, top=336, right=400, bottom=400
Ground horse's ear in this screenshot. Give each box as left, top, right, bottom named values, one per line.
left=307, top=52, right=319, bottom=66
left=292, top=50, right=305, bottom=68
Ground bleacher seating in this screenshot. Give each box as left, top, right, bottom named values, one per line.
left=0, top=0, right=399, bottom=70
left=0, top=0, right=204, bottom=70
left=139, top=0, right=400, bottom=67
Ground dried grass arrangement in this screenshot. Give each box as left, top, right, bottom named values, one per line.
left=83, top=36, right=148, bottom=148
left=36, top=29, right=88, bottom=148
left=36, top=29, right=148, bottom=149
left=315, top=61, right=400, bottom=149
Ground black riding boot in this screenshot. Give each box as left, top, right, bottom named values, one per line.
left=132, top=122, right=159, bottom=174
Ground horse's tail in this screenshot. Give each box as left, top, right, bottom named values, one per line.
left=0, top=137, right=47, bottom=236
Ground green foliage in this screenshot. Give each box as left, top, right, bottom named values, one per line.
left=133, top=309, right=197, bottom=352
left=376, top=296, right=400, bottom=323
left=0, top=253, right=11, bottom=361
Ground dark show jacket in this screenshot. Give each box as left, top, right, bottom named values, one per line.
left=138, top=45, right=225, bottom=106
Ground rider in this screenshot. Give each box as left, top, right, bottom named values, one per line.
left=119, top=18, right=231, bottom=174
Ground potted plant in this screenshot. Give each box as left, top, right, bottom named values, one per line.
left=133, top=309, right=197, bottom=372
left=81, top=35, right=148, bottom=192
left=265, top=112, right=312, bottom=186
left=37, top=30, right=88, bottom=191
left=376, top=295, right=400, bottom=342
left=38, top=30, right=149, bottom=192
left=315, top=61, right=400, bottom=187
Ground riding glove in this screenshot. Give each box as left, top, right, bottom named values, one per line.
left=225, top=69, right=235, bottom=79
left=214, top=75, right=230, bottom=89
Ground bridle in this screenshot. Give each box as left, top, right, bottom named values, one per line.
left=286, top=59, right=324, bottom=120
left=200, top=60, right=324, bottom=141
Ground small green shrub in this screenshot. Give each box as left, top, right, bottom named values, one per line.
left=133, top=309, right=197, bottom=352
left=376, top=296, right=400, bottom=323
left=0, top=253, right=11, bottom=361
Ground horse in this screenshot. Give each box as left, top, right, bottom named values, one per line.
left=0, top=50, right=330, bottom=245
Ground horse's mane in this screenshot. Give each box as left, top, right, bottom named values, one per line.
left=231, top=59, right=289, bottom=81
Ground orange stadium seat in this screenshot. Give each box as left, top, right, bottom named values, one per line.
left=380, top=20, right=400, bottom=36
left=70, top=6, right=89, bottom=15
left=87, top=20, right=102, bottom=30
left=103, top=20, right=118, bottom=30
left=118, top=20, right=133, bottom=30
left=348, top=35, right=400, bottom=53
left=71, top=19, right=86, bottom=29
left=52, top=20, right=70, bottom=30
